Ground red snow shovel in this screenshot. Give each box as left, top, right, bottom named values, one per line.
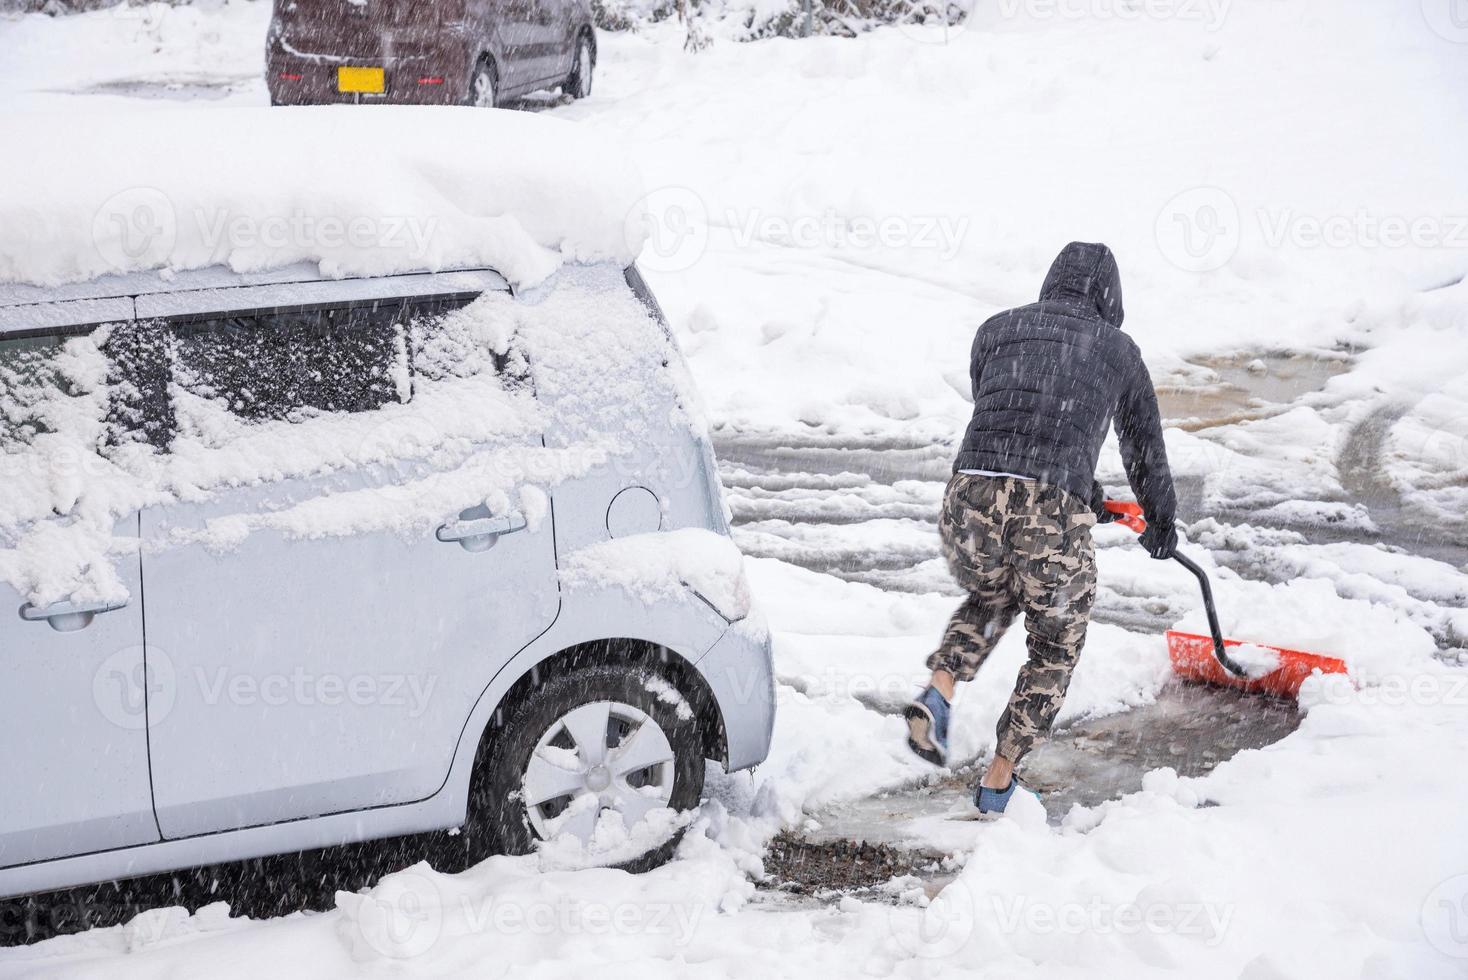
left=1103, top=501, right=1348, bottom=699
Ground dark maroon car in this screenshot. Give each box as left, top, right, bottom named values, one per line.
left=267, top=0, right=595, bottom=108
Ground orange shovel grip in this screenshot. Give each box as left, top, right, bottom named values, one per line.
left=1104, top=500, right=1147, bottom=533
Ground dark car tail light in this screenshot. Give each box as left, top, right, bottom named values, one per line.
left=278, top=72, right=304, bottom=81
left=417, top=76, right=445, bottom=86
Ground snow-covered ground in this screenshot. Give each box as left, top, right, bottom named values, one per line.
left=2, top=0, right=1467, bottom=975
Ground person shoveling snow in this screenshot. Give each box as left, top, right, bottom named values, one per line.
left=906, top=242, right=1179, bottom=815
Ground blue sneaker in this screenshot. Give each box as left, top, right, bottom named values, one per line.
left=975, top=777, right=1038, bottom=816
left=904, top=686, right=950, bottom=766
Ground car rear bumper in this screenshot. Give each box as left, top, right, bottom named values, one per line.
left=267, top=44, right=472, bottom=106
left=695, top=618, right=776, bottom=773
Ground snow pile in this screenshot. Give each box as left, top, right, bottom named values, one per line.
left=1189, top=519, right=1468, bottom=652
left=534, top=805, right=692, bottom=872
left=561, top=527, right=753, bottom=619
left=1167, top=553, right=1441, bottom=680
left=0, top=106, right=648, bottom=288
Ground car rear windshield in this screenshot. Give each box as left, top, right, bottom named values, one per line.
left=276, top=0, right=464, bottom=26
left=114, top=293, right=504, bottom=448
left=170, top=300, right=415, bottom=422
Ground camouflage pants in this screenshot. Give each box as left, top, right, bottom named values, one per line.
left=926, top=473, right=1097, bottom=765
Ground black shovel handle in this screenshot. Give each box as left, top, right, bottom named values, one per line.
left=1170, top=550, right=1250, bottom=678
left=1102, top=501, right=1249, bottom=678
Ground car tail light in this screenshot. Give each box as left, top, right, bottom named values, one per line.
left=278, top=72, right=303, bottom=81
left=417, top=76, right=445, bottom=86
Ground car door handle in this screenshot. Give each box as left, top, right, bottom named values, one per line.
left=19, top=598, right=129, bottom=633
left=436, top=512, right=528, bottom=551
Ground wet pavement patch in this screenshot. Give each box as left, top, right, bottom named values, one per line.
left=1022, top=682, right=1301, bottom=813
left=759, top=833, right=947, bottom=899
left=1156, top=350, right=1352, bottom=431
left=803, top=682, right=1302, bottom=850
left=63, top=74, right=257, bottom=101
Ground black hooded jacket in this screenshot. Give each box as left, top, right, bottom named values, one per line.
left=953, top=242, right=1176, bottom=532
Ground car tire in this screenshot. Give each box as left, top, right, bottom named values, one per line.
left=464, top=664, right=704, bottom=873
left=565, top=35, right=593, bottom=100
left=468, top=55, right=498, bottom=108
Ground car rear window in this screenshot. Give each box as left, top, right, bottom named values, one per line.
left=103, top=291, right=531, bottom=460
left=276, top=0, right=461, bottom=26
left=169, top=300, right=415, bottom=423
left=129, top=294, right=497, bottom=439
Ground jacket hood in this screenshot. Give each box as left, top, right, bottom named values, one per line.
left=1038, top=241, right=1124, bottom=327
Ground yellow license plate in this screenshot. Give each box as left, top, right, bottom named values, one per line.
left=337, top=66, right=385, bottom=94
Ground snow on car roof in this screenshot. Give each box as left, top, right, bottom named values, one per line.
left=0, top=106, right=648, bottom=289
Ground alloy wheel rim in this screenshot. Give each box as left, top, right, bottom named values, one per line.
left=522, top=699, right=676, bottom=845
left=474, top=69, right=495, bottom=107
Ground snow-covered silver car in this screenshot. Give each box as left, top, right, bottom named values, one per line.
left=0, top=259, right=774, bottom=898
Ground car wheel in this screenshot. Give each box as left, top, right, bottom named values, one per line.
left=466, top=665, right=704, bottom=872
left=469, top=56, right=498, bottom=108
left=565, top=36, right=593, bottom=100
